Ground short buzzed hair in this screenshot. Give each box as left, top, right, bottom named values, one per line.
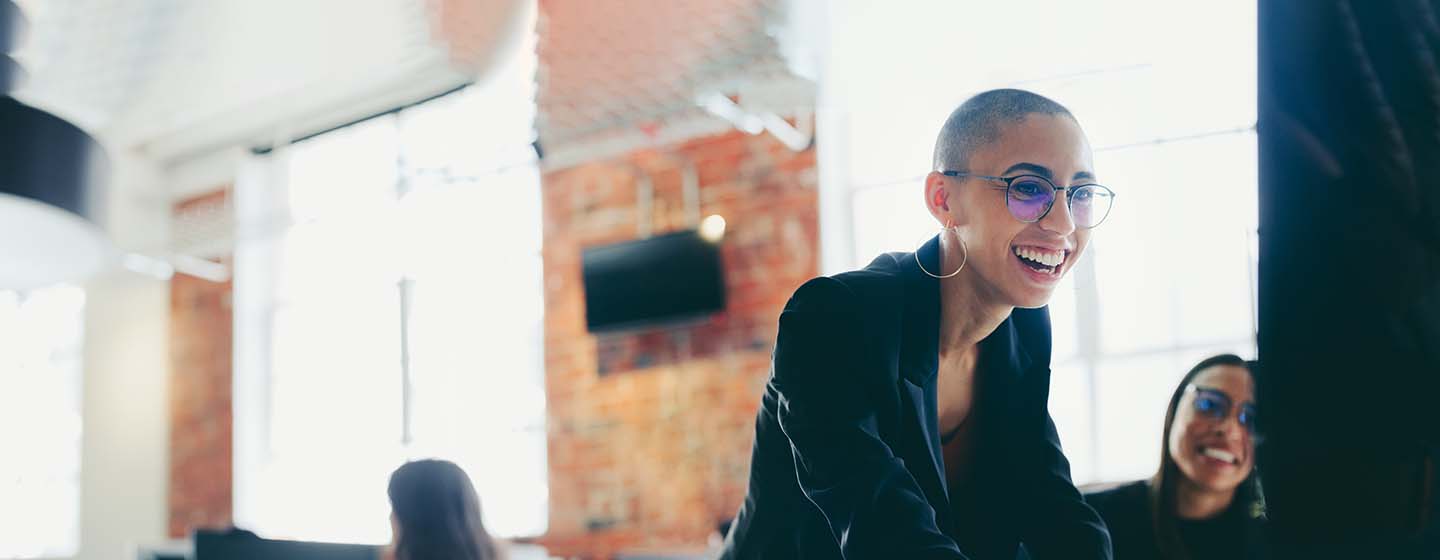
left=932, top=88, right=1076, bottom=172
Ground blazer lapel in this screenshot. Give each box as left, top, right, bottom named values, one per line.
left=896, top=236, right=951, bottom=512
left=894, top=236, right=1043, bottom=522
left=979, top=314, right=1036, bottom=399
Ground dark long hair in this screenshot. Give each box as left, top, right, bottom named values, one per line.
left=1149, top=354, right=1265, bottom=559
left=388, top=459, right=501, bottom=560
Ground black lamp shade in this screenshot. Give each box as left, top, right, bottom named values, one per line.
left=0, top=96, right=109, bottom=290
left=0, top=54, right=21, bottom=94
left=0, top=2, right=110, bottom=289
left=0, top=97, right=111, bottom=289
left=0, top=0, right=23, bottom=55
left=0, top=96, right=105, bottom=221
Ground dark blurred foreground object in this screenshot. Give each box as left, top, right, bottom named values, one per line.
left=1258, top=0, right=1440, bottom=557
left=0, top=0, right=110, bottom=290
left=194, top=528, right=377, bottom=560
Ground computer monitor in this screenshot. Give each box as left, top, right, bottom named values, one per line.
left=194, top=529, right=377, bottom=560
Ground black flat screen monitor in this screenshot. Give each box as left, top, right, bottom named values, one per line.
left=194, top=530, right=377, bottom=560
left=582, top=230, right=726, bottom=333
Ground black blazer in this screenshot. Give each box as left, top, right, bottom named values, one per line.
left=1085, top=480, right=1268, bottom=560
left=721, top=237, right=1112, bottom=559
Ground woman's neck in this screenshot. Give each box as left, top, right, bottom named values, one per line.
left=937, top=267, right=1012, bottom=352
left=1173, top=478, right=1236, bottom=520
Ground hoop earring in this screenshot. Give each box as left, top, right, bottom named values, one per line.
left=916, top=225, right=968, bottom=279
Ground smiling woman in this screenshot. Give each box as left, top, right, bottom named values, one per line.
left=1084, top=355, right=1267, bottom=560
left=721, top=89, right=1113, bottom=560
left=833, top=0, right=1260, bottom=489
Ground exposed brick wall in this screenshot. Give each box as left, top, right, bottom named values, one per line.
left=538, top=130, right=818, bottom=558
left=168, top=190, right=234, bottom=538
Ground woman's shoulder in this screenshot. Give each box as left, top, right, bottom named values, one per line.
left=1083, top=479, right=1153, bottom=517
left=835, top=252, right=909, bottom=292
left=1083, top=480, right=1162, bottom=560
left=786, top=253, right=910, bottom=313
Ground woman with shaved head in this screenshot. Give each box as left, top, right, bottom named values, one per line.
left=721, top=89, right=1117, bottom=559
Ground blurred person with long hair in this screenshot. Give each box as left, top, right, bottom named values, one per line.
left=1085, top=355, right=1267, bottom=559
left=722, top=89, right=1117, bottom=559
left=384, top=459, right=504, bottom=560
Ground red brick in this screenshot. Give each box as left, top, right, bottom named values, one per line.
left=538, top=120, right=817, bottom=556
left=168, top=189, right=235, bottom=539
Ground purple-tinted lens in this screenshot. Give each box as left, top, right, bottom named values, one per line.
left=1194, top=393, right=1228, bottom=419
left=1070, top=185, right=1114, bottom=228
left=1239, top=404, right=1258, bottom=433
left=1071, top=187, right=1095, bottom=227
left=1006, top=177, right=1055, bottom=222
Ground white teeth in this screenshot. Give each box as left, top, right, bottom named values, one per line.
left=1201, top=447, right=1238, bottom=465
left=1014, top=246, right=1064, bottom=267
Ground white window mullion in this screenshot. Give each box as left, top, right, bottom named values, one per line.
left=232, top=151, right=289, bottom=529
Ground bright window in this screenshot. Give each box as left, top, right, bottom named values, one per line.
left=0, top=286, right=85, bottom=558
left=233, top=34, right=547, bottom=542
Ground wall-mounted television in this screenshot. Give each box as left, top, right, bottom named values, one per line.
left=582, top=229, right=726, bottom=333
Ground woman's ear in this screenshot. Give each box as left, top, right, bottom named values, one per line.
left=924, top=171, right=952, bottom=223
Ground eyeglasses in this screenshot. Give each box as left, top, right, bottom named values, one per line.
left=939, top=171, right=1116, bottom=229
left=1186, top=385, right=1258, bottom=434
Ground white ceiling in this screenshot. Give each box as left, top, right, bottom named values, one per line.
left=12, top=0, right=530, bottom=163
left=535, top=0, right=820, bottom=169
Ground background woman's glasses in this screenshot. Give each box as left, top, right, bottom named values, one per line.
left=1187, top=384, right=1258, bottom=434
